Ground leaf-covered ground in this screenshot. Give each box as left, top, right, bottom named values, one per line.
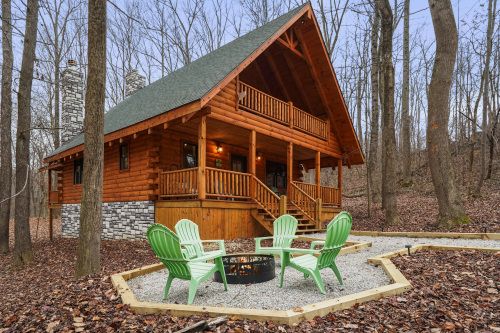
left=344, top=184, right=500, bottom=233
left=1, top=237, right=498, bottom=332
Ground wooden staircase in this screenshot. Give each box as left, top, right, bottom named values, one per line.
left=251, top=204, right=326, bottom=235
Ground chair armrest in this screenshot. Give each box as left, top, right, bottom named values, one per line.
left=180, top=240, right=198, bottom=245
left=310, top=240, right=325, bottom=250
left=281, top=247, right=319, bottom=255
left=201, top=240, right=226, bottom=255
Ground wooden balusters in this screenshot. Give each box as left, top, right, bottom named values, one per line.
left=205, top=168, right=251, bottom=199
left=159, top=168, right=198, bottom=198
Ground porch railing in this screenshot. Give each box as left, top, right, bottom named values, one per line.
left=288, top=182, right=317, bottom=224
left=158, top=167, right=198, bottom=198
left=238, top=81, right=328, bottom=140
left=206, top=167, right=251, bottom=199
left=252, top=175, right=281, bottom=219
left=294, top=181, right=341, bottom=207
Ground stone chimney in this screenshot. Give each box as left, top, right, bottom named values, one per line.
left=125, top=69, right=145, bottom=97
left=61, top=59, right=84, bottom=144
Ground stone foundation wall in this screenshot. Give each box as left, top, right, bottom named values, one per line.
left=61, top=201, right=155, bottom=239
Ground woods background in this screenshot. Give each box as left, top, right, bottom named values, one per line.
left=0, top=0, right=499, bottom=231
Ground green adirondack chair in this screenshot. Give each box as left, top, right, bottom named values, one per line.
left=175, top=219, right=226, bottom=261
left=146, top=223, right=228, bottom=305
left=278, top=211, right=352, bottom=294
left=254, top=214, right=298, bottom=256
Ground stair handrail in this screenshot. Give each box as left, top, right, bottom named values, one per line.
left=288, top=182, right=317, bottom=223
left=251, top=175, right=280, bottom=219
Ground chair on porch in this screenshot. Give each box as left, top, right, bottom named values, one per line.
left=254, top=214, right=298, bottom=256
left=278, top=211, right=352, bottom=294
left=146, top=223, right=228, bottom=305
left=175, top=219, right=226, bottom=261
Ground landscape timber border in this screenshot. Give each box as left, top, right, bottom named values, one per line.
left=111, top=239, right=499, bottom=324
left=350, top=230, right=500, bottom=240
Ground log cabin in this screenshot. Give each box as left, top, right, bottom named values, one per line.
left=44, top=3, right=363, bottom=240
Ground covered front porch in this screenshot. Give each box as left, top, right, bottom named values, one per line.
left=154, top=110, right=343, bottom=236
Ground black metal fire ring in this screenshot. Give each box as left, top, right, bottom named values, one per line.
left=213, top=253, right=275, bottom=284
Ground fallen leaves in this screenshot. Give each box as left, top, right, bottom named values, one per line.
left=0, top=238, right=498, bottom=332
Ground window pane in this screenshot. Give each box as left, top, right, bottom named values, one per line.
left=182, top=142, right=198, bottom=168
left=120, top=144, right=129, bottom=170
left=74, top=159, right=83, bottom=184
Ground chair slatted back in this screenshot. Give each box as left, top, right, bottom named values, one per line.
left=272, top=214, right=298, bottom=248
left=175, top=219, right=204, bottom=258
left=147, top=224, right=191, bottom=279
left=317, top=211, right=352, bottom=270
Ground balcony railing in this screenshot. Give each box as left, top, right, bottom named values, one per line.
left=238, top=82, right=328, bottom=140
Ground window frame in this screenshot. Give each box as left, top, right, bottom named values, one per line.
left=182, top=141, right=198, bottom=168
left=73, top=158, right=83, bottom=185
left=119, top=142, right=130, bottom=171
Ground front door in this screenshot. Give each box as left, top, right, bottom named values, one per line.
left=266, top=160, right=287, bottom=195
left=231, top=154, right=247, bottom=173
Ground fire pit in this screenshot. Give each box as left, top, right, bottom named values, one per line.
left=213, top=254, right=275, bottom=284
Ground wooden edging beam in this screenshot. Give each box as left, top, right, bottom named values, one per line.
left=111, top=241, right=498, bottom=325
left=350, top=230, right=500, bottom=240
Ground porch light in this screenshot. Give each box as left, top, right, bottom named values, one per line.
left=257, top=152, right=262, bottom=161
left=216, top=143, right=223, bottom=153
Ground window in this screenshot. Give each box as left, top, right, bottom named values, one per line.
left=182, top=142, right=198, bottom=168
left=231, top=154, right=247, bottom=173
left=73, top=158, right=83, bottom=184
left=119, top=143, right=129, bottom=170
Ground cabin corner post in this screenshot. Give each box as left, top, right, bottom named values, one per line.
left=337, top=158, right=342, bottom=207
left=198, top=115, right=207, bottom=200
left=279, top=195, right=287, bottom=215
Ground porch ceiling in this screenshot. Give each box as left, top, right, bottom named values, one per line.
left=169, top=117, right=323, bottom=161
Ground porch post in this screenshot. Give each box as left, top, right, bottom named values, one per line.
left=249, top=130, right=256, bottom=198
left=198, top=115, right=207, bottom=199
left=287, top=142, right=293, bottom=187
left=337, top=158, right=342, bottom=207
left=315, top=151, right=320, bottom=198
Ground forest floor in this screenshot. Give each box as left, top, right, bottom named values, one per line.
left=342, top=166, right=500, bottom=233
left=1, top=234, right=499, bottom=332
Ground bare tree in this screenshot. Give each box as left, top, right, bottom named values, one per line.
left=14, top=0, right=40, bottom=265
left=427, top=0, right=468, bottom=226
left=475, top=0, right=497, bottom=195
left=376, top=0, right=399, bottom=225
left=0, top=0, right=14, bottom=254
left=196, top=0, right=229, bottom=55
left=240, top=0, right=288, bottom=28
left=75, top=0, right=107, bottom=277
left=38, top=0, right=82, bottom=149
left=316, top=0, right=349, bottom=60
left=368, top=8, right=380, bottom=205
left=400, top=0, right=411, bottom=185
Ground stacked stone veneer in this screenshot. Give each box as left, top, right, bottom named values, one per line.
left=61, top=201, right=155, bottom=239
left=125, top=69, right=145, bottom=97
left=61, top=60, right=84, bottom=144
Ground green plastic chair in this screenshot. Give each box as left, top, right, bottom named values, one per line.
left=254, top=214, right=298, bottom=256
left=175, top=219, right=226, bottom=261
left=146, top=224, right=228, bottom=305
left=279, top=211, right=352, bottom=294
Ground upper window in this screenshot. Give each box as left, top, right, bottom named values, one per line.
left=182, top=142, right=198, bottom=168
left=73, top=158, right=83, bottom=185
left=119, top=143, right=129, bottom=170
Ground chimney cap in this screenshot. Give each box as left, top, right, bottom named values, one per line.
left=67, top=59, right=77, bottom=66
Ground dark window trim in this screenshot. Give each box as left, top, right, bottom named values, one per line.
left=119, top=142, right=130, bottom=171
left=73, top=158, right=83, bottom=185
left=181, top=141, right=198, bottom=168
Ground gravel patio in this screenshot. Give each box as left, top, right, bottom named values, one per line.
left=127, top=235, right=499, bottom=310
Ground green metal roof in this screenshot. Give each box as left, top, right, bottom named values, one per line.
left=47, top=4, right=307, bottom=158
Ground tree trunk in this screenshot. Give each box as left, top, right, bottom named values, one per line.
left=0, top=0, right=13, bottom=254
left=75, top=0, right=107, bottom=277
left=368, top=10, right=380, bottom=204
left=14, top=0, right=39, bottom=265
left=401, top=0, right=412, bottom=185
left=427, top=0, right=468, bottom=226
left=475, top=0, right=497, bottom=195
left=377, top=0, right=399, bottom=225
